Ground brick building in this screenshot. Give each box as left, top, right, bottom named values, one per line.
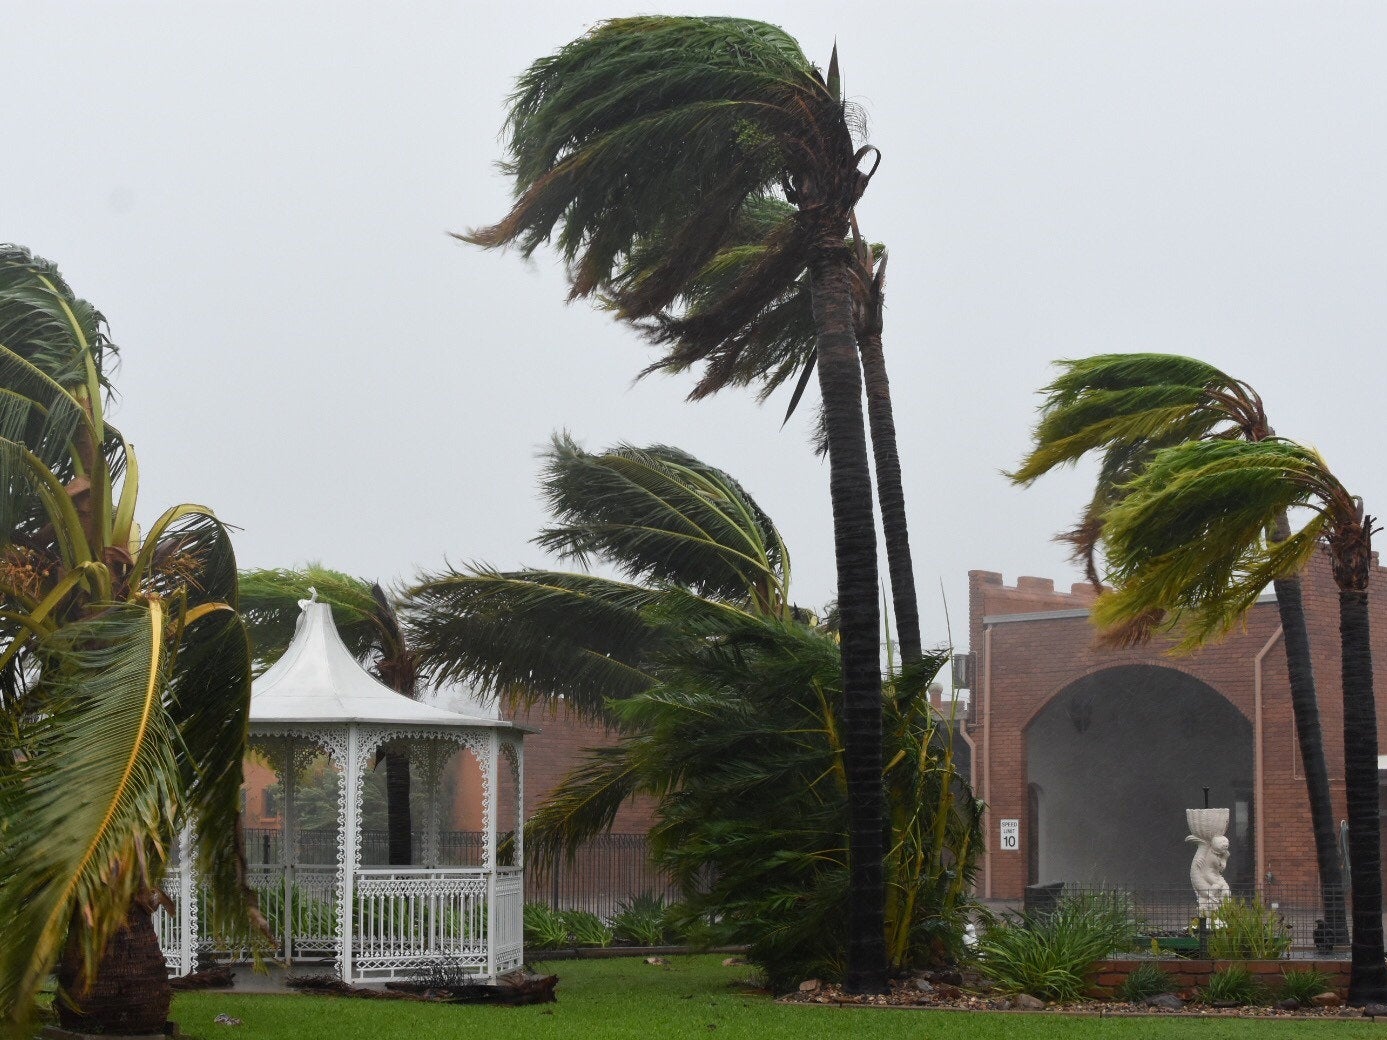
left=966, top=550, right=1387, bottom=905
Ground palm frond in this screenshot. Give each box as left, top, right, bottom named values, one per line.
left=526, top=745, right=642, bottom=865
left=1095, top=439, right=1333, bottom=649
left=239, top=566, right=382, bottom=668
left=0, top=603, right=179, bottom=1019
left=535, top=434, right=789, bottom=612
left=404, top=566, right=662, bottom=716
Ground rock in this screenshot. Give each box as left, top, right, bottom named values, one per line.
left=1360, top=1003, right=1387, bottom=1018
left=212, top=1016, right=242, bottom=1028
left=644, top=957, right=668, bottom=966
left=1015, top=993, right=1046, bottom=1010
left=1143, top=993, right=1184, bottom=1010
left=936, top=969, right=964, bottom=986
left=798, top=979, right=821, bottom=993
left=720, top=957, right=745, bottom=967
left=992, top=997, right=1013, bottom=1010
left=1276, top=997, right=1301, bottom=1011
left=913, top=978, right=934, bottom=995
left=935, top=984, right=962, bottom=1000
left=1312, top=992, right=1343, bottom=1007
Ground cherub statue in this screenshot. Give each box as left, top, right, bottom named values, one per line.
left=1186, top=808, right=1231, bottom=915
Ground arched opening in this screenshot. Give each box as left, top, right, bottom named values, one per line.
left=1025, top=665, right=1254, bottom=889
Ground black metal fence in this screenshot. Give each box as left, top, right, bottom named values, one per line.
left=243, top=828, right=680, bottom=919
left=1029, top=882, right=1349, bottom=958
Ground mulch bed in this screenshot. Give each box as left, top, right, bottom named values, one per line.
left=778, top=970, right=1382, bottom=1019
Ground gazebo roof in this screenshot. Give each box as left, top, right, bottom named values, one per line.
left=250, top=599, right=517, bottom=729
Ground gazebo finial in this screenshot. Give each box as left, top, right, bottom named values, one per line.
left=299, top=585, right=319, bottom=609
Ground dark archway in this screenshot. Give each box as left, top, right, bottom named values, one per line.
left=1025, top=665, right=1254, bottom=889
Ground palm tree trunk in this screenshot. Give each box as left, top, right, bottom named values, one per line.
left=1338, top=586, right=1387, bottom=1005
left=857, top=330, right=922, bottom=667
left=56, top=899, right=171, bottom=1036
left=809, top=247, right=886, bottom=994
left=384, top=750, right=413, bottom=865
left=1269, top=526, right=1346, bottom=945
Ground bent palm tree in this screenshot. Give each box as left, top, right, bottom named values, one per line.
left=0, top=247, right=255, bottom=1033
left=1096, top=438, right=1386, bottom=1005
left=1010, top=353, right=1345, bottom=945
left=463, top=20, right=888, bottom=987
left=239, top=567, right=421, bottom=865
left=405, top=438, right=979, bottom=987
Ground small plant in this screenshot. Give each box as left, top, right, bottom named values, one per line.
left=611, top=893, right=670, bottom=947
left=1207, top=897, right=1291, bottom=960
left=560, top=909, right=615, bottom=947
left=523, top=902, right=570, bottom=950
left=1118, top=962, right=1174, bottom=1003
left=1280, top=967, right=1332, bottom=1005
left=975, top=893, right=1140, bottom=1002
left=1203, top=964, right=1265, bottom=1006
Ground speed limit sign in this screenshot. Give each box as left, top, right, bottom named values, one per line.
left=999, top=819, right=1020, bottom=851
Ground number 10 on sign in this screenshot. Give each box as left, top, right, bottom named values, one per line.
left=999, top=818, right=1019, bottom=850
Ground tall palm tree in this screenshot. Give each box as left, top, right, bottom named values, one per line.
left=405, top=437, right=980, bottom=988
left=1095, top=438, right=1387, bottom=1005
left=462, top=18, right=889, bottom=988
left=239, top=567, right=421, bottom=865
left=1010, top=353, right=1345, bottom=945
left=619, top=200, right=925, bottom=667
left=0, top=247, right=256, bottom=1033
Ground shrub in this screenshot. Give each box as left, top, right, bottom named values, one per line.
left=523, top=902, right=570, bottom=950
left=610, top=893, right=670, bottom=947
left=1118, top=962, right=1174, bottom=1003
left=1280, top=967, right=1331, bottom=1005
left=560, top=909, right=615, bottom=947
left=1207, top=897, right=1291, bottom=960
left=1203, top=964, right=1264, bottom=1005
left=976, top=893, right=1140, bottom=1002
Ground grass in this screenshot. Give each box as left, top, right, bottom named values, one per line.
left=171, top=955, right=1383, bottom=1040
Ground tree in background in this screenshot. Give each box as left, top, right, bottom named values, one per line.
left=1010, top=354, right=1345, bottom=945
left=463, top=17, right=889, bottom=989
left=0, top=247, right=256, bottom=1034
left=1095, top=438, right=1386, bottom=1006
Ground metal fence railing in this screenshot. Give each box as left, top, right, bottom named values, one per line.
left=242, top=828, right=681, bottom=920
left=1024, top=882, right=1349, bottom=958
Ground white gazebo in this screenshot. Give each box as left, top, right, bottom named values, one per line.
left=158, top=596, right=527, bottom=982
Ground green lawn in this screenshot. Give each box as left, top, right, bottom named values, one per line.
left=173, top=956, right=1384, bottom=1040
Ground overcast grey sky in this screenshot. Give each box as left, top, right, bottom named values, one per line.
left=7, top=1, right=1386, bottom=664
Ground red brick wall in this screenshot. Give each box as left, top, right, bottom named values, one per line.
left=504, top=700, right=657, bottom=833
left=969, top=550, right=1386, bottom=901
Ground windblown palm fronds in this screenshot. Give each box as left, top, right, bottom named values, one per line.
left=0, top=247, right=255, bottom=1031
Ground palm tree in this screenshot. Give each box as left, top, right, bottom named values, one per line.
left=0, top=247, right=256, bottom=1033
left=1095, top=438, right=1387, bottom=1005
left=405, top=437, right=980, bottom=988
left=619, top=201, right=925, bottom=667
left=1010, top=353, right=1345, bottom=945
left=239, top=566, right=421, bottom=865
left=462, top=18, right=888, bottom=988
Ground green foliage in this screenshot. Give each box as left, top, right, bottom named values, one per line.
left=523, top=902, right=572, bottom=950
left=976, top=894, right=1141, bottom=1002
left=0, top=246, right=255, bottom=1028
left=1117, top=962, right=1174, bottom=1003
left=611, top=894, right=673, bottom=947
left=560, top=910, right=616, bottom=948
left=1279, top=967, right=1332, bottom=1005
left=1207, top=897, right=1292, bottom=960
left=1202, top=964, right=1265, bottom=1006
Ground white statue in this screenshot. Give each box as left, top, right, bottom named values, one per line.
left=1186, top=808, right=1231, bottom=915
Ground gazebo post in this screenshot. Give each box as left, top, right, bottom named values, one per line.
left=282, top=737, right=296, bottom=963
left=340, top=724, right=361, bottom=983
left=485, top=730, right=499, bottom=979
left=177, top=822, right=195, bottom=977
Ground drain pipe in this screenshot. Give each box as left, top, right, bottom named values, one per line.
left=1253, top=626, right=1282, bottom=897
left=983, top=624, right=994, bottom=899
